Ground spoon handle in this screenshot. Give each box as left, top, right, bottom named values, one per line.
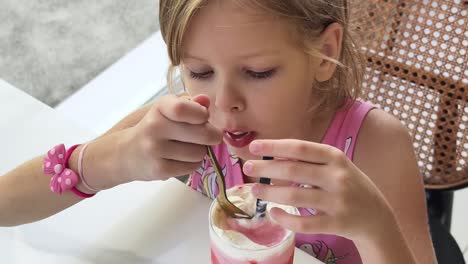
left=255, top=156, right=273, bottom=217
left=207, top=146, right=227, bottom=201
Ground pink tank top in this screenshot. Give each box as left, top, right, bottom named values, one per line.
left=188, top=100, right=375, bottom=264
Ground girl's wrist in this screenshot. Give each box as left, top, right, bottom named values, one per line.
left=360, top=214, right=400, bottom=245
left=67, top=145, right=97, bottom=195
left=68, top=132, right=130, bottom=192
left=354, top=211, right=416, bottom=263
left=363, top=193, right=400, bottom=240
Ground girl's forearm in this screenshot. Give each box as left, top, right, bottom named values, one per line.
left=0, top=130, right=130, bottom=226
left=0, top=104, right=151, bottom=226
left=356, top=216, right=417, bottom=264
left=0, top=156, right=82, bottom=226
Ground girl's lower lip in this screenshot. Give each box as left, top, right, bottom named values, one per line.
left=224, top=131, right=257, bottom=148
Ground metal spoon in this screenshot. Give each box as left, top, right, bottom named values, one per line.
left=207, top=146, right=252, bottom=219
left=254, top=156, right=273, bottom=218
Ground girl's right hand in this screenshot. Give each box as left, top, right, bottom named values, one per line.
left=80, top=94, right=222, bottom=190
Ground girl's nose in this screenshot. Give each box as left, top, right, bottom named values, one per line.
left=214, top=79, right=246, bottom=113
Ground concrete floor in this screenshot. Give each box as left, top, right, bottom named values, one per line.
left=0, top=0, right=159, bottom=106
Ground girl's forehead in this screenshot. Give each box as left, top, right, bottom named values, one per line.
left=194, top=0, right=278, bottom=28
left=182, top=1, right=299, bottom=57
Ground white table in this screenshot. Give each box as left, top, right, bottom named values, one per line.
left=0, top=79, right=322, bottom=263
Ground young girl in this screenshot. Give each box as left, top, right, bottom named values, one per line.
left=0, top=0, right=436, bottom=263
left=160, top=0, right=436, bottom=263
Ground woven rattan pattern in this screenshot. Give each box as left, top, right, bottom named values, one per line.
left=351, top=0, right=467, bottom=189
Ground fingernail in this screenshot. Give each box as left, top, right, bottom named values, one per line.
left=243, top=161, right=253, bottom=174
left=249, top=141, right=262, bottom=153
left=251, top=184, right=260, bottom=196
left=269, top=207, right=281, bottom=223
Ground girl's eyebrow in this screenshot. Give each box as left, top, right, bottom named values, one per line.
left=184, top=50, right=280, bottom=61
left=183, top=53, right=207, bottom=62
left=237, top=50, right=280, bottom=59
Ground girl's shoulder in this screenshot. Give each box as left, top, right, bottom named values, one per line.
left=353, top=104, right=420, bottom=203
left=355, top=106, right=412, bottom=162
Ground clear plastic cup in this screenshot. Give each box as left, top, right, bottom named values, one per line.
left=209, top=184, right=298, bottom=264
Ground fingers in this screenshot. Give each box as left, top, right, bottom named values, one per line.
left=142, top=95, right=222, bottom=146
left=252, top=184, right=330, bottom=211
left=157, top=95, right=209, bottom=125
left=243, top=159, right=330, bottom=189
left=159, top=140, right=207, bottom=163
left=269, top=207, right=335, bottom=235
left=191, top=94, right=210, bottom=109
left=249, top=139, right=344, bottom=165
left=163, top=121, right=223, bottom=145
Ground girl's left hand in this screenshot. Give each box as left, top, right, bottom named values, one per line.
left=243, top=139, right=395, bottom=241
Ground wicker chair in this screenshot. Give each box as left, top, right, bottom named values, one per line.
left=351, top=1, right=467, bottom=262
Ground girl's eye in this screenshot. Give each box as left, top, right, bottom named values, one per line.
left=246, top=69, right=276, bottom=79
left=188, top=69, right=276, bottom=80
left=189, top=70, right=213, bottom=79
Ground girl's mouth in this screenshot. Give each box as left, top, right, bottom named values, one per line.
left=223, top=131, right=257, bottom=148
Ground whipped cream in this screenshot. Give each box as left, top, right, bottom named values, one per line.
left=209, top=184, right=298, bottom=261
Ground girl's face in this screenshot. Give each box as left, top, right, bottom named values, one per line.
left=182, top=1, right=328, bottom=160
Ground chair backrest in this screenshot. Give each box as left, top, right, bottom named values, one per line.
left=351, top=0, right=467, bottom=190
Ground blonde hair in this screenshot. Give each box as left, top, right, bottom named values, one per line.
left=159, top=0, right=363, bottom=112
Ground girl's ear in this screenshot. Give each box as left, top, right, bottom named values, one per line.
left=314, top=23, right=344, bottom=83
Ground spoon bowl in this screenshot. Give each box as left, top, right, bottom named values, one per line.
left=206, top=146, right=252, bottom=219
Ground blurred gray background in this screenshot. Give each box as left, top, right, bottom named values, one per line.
left=0, top=0, right=159, bottom=106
